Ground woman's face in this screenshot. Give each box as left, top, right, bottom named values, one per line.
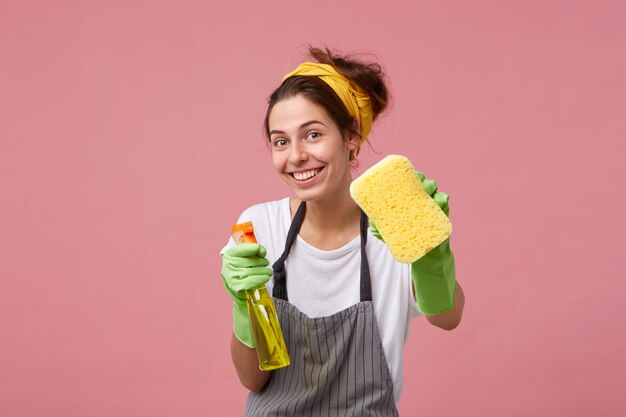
left=268, top=94, right=357, bottom=203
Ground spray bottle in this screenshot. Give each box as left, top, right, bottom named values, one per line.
left=232, top=222, right=290, bottom=371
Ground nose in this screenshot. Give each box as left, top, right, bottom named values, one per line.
left=288, top=140, right=308, bottom=165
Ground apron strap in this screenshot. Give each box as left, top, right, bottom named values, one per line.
left=359, top=209, right=372, bottom=302
left=272, top=201, right=306, bottom=301
left=272, top=201, right=372, bottom=302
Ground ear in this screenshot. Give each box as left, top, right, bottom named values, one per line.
left=344, top=130, right=359, bottom=151
left=345, top=133, right=361, bottom=161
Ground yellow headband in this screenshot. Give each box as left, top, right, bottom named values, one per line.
left=281, top=62, right=373, bottom=157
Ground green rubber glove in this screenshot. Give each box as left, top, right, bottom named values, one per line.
left=369, top=171, right=456, bottom=315
left=221, top=243, right=273, bottom=348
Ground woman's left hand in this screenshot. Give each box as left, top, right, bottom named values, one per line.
left=369, top=171, right=462, bottom=324
left=368, top=170, right=450, bottom=240
left=415, top=171, right=449, bottom=216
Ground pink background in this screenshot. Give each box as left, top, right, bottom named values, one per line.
left=2, top=1, right=625, bottom=416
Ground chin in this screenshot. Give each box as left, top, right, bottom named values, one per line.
left=292, top=191, right=318, bottom=202
left=291, top=185, right=325, bottom=202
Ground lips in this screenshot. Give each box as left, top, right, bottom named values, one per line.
left=291, top=168, right=321, bottom=181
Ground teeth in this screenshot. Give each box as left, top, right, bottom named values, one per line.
left=293, top=169, right=319, bottom=181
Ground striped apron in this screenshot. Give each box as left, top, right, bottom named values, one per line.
left=244, top=202, right=399, bottom=417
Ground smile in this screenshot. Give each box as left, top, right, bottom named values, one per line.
left=291, top=169, right=321, bottom=181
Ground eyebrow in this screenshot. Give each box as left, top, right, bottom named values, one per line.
left=269, top=120, right=326, bottom=136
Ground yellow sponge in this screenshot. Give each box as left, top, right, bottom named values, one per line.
left=350, top=155, right=452, bottom=263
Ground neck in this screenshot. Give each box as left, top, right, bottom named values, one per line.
left=304, top=191, right=361, bottom=233
left=290, top=172, right=363, bottom=250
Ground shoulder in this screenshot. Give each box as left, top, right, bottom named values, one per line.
left=232, top=198, right=291, bottom=262
left=235, top=198, right=290, bottom=225
left=221, top=198, right=290, bottom=256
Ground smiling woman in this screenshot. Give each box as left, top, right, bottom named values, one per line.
left=219, top=45, right=464, bottom=416
left=268, top=95, right=356, bottom=204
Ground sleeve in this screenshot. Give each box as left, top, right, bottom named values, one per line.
left=219, top=236, right=236, bottom=257
left=219, top=207, right=254, bottom=256
left=406, top=262, right=422, bottom=318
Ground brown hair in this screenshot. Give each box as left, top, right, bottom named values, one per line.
left=264, top=46, right=390, bottom=160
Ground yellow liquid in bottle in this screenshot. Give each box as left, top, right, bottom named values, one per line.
left=246, top=287, right=290, bottom=371
left=232, top=221, right=290, bottom=371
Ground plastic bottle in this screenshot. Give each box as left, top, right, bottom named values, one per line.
left=231, top=221, right=290, bottom=371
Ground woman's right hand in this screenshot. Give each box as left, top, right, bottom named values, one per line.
left=221, top=243, right=273, bottom=347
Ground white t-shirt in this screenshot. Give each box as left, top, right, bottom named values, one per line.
left=221, top=198, right=421, bottom=403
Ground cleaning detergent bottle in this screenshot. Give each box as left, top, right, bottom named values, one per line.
left=232, top=222, right=290, bottom=371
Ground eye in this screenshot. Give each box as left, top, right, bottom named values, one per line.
left=307, top=131, right=321, bottom=140
left=273, top=138, right=288, bottom=148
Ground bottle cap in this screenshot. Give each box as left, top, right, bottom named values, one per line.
left=231, top=221, right=257, bottom=244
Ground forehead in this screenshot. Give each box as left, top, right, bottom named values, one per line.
left=268, top=95, right=333, bottom=132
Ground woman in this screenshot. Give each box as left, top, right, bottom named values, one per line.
left=220, top=46, right=465, bottom=416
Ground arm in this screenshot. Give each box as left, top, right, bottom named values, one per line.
left=221, top=243, right=274, bottom=391
left=231, top=334, right=271, bottom=392
left=424, top=282, right=464, bottom=330
left=370, top=171, right=464, bottom=327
